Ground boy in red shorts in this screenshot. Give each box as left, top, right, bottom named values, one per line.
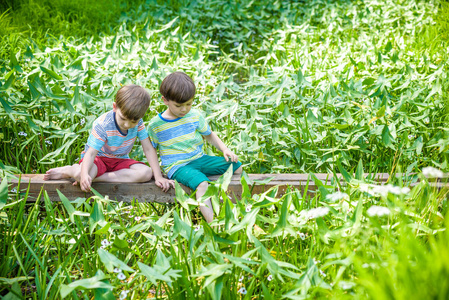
left=44, top=84, right=174, bottom=192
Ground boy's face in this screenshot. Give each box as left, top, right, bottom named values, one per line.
left=113, top=103, right=139, bottom=132
left=163, top=97, right=194, bottom=119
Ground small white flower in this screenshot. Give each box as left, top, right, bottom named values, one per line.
left=124, top=210, right=131, bottom=214
left=45, top=140, right=52, bottom=145
left=408, top=134, right=414, bottom=139
left=245, top=205, right=252, bottom=213
left=101, top=239, right=110, bottom=246
left=11, top=188, right=17, bottom=193
left=194, top=226, right=201, bottom=232
left=239, top=275, right=244, bottom=282
left=80, top=118, right=85, bottom=125
left=238, top=287, right=247, bottom=295
left=134, top=216, right=141, bottom=221
left=119, top=290, right=129, bottom=299
left=319, top=270, right=326, bottom=277
left=100, top=245, right=106, bottom=249
left=422, top=166, right=444, bottom=178
left=117, top=272, right=126, bottom=280
left=305, top=207, right=329, bottom=219
left=326, top=192, right=348, bottom=202
left=298, top=232, right=306, bottom=240
left=234, top=42, right=240, bottom=47
left=231, top=116, right=237, bottom=123
left=313, top=258, right=321, bottom=264
left=129, top=214, right=134, bottom=218
left=424, top=117, right=430, bottom=124
left=127, top=239, right=132, bottom=243
left=267, top=275, right=273, bottom=281
left=300, top=139, right=304, bottom=143
left=212, top=40, right=219, bottom=45
left=113, top=268, right=122, bottom=273
left=18, top=131, right=27, bottom=136
left=366, top=205, right=390, bottom=217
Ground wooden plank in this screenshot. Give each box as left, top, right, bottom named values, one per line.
left=4, top=173, right=392, bottom=203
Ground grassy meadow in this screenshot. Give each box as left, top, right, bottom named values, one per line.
left=0, top=0, right=449, bottom=299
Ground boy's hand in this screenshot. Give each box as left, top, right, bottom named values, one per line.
left=223, top=148, right=238, bottom=163
left=155, top=177, right=175, bottom=192
left=80, top=174, right=92, bottom=192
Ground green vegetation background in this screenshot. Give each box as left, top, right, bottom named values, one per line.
left=1, top=1, right=449, bottom=299
left=1, top=0, right=448, bottom=176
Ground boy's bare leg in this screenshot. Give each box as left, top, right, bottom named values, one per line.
left=196, top=181, right=214, bottom=223
left=93, top=164, right=152, bottom=183
left=196, top=166, right=243, bottom=223
left=45, top=163, right=98, bottom=185
left=44, top=164, right=81, bottom=180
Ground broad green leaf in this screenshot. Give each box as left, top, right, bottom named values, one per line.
left=0, top=177, right=7, bottom=210
left=60, top=270, right=113, bottom=298
left=40, top=66, right=62, bottom=80
left=57, top=189, right=76, bottom=222
left=98, top=248, right=135, bottom=273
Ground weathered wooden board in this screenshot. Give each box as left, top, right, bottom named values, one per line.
left=5, top=173, right=393, bottom=203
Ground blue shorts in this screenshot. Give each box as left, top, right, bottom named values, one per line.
left=171, top=155, right=242, bottom=190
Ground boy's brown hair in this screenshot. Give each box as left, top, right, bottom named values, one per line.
left=160, top=72, right=196, bottom=103
left=115, top=84, right=151, bottom=121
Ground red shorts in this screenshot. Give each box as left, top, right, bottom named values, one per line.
left=79, top=156, right=146, bottom=178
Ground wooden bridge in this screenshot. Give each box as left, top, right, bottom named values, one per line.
left=3, top=173, right=403, bottom=202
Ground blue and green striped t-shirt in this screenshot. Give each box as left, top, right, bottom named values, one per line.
left=148, top=109, right=211, bottom=178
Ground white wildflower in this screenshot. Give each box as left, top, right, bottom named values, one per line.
left=298, top=232, right=306, bottom=240
left=127, top=239, right=132, bottom=243
left=18, top=131, right=27, bottom=137
left=424, top=117, right=429, bottom=124
left=239, top=276, right=244, bottom=282
left=134, top=216, right=141, bottom=221
left=194, top=226, right=201, bottom=232
left=303, top=207, right=330, bottom=219
left=319, top=270, right=326, bottom=277
left=422, top=166, right=444, bottom=178
left=80, top=118, right=85, bottom=125
left=113, top=267, right=122, bottom=273
left=101, top=239, right=110, bottom=246
left=11, top=188, right=17, bottom=193
left=408, top=134, right=414, bottom=139
left=366, top=205, right=390, bottom=217
left=300, top=139, right=304, bottom=143
left=359, top=183, right=409, bottom=197
left=234, top=42, right=240, bottom=47
left=245, top=205, right=252, bottom=213
left=117, top=273, right=126, bottom=280
left=238, top=287, right=247, bottom=295
left=267, top=275, right=273, bottom=281
left=326, top=191, right=348, bottom=202
left=45, top=140, right=52, bottom=145
left=119, top=290, right=130, bottom=299
left=212, top=40, right=219, bottom=45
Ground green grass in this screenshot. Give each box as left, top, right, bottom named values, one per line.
left=1, top=169, right=448, bottom=299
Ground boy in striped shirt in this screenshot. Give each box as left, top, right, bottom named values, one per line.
left=148, top=72, right=242, bottom=222
left=44, top=85, right=174, bottom=192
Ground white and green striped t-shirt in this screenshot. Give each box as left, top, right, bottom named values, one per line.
left=148, top=109, right=211, bottom=178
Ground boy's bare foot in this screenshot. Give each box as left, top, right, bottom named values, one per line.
left=43, top=166, right=73, bottom=180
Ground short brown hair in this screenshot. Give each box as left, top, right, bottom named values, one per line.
left=115, top=85, right=151, bottom=120
left=159, top=72, right=196, bottom=103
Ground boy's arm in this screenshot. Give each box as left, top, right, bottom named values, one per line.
left=203, top=131, right=239, bottom=163
left=140, top=138, right=175, bottom=192
left=79, top=147, right=99, bottom=192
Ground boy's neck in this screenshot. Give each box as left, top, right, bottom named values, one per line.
left=161, top=110, right=178, bottom=120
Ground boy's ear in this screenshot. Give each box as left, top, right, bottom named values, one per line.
left=112, top=102, right=117, bottom=111
left=162, top=96, right=169, bottom=105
